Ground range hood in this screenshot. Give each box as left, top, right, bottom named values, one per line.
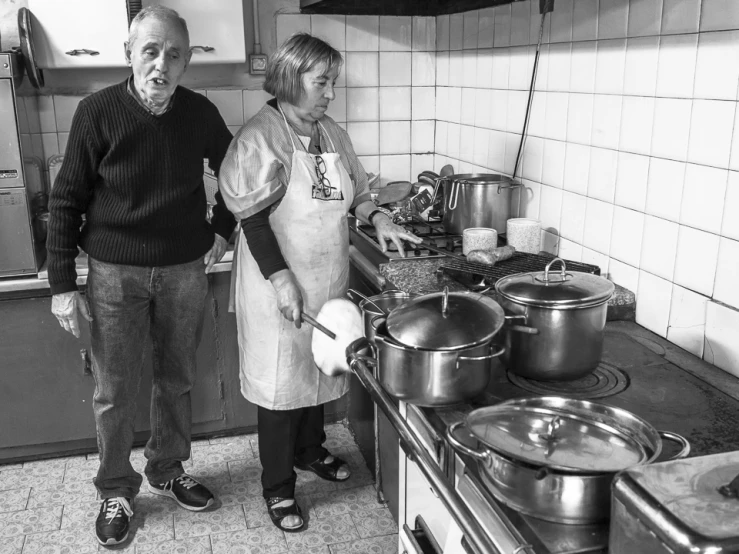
left=300, top=0, right=525, bottom=16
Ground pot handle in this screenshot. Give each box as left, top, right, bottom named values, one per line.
left=446, top=421, right=491, bottom=465
left=456, top=344, right=505, bottom=366
left=658, top=431, right=691, bottom=460
left=496, top=181, right=524, bottom=193
left=448, top=180, right=460, bottom=211
left=504, top=314, right=539, bottom=335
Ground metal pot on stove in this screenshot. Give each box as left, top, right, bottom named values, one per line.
left=446, top=396, right=691, bottom=524
left=370, top=288, right=506, bottom=407
left=496, top=257, right=615, bottom=381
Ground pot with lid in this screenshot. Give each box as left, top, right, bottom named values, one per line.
left=446, top=396, right=690, bottom=524
left=495, top=257, right=615, bottom=381
left=371, top=288, right=507, bottom=406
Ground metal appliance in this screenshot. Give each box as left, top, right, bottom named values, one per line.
left=0, top=50, right=45, bottom=277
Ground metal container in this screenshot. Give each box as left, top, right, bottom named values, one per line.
left=349, top=289, right=412, bottom=343
left=433, top=174, right=522, bottom=235
left=495, top=257, right=615, bottom=380
left=447, top=396, right=690, bottom=524
left=610, top=450, right=739, bottom=553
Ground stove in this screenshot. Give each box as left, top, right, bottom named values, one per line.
left=353, top=218, right=466, bottom=261
left=421, top=323, right=739, bottom=554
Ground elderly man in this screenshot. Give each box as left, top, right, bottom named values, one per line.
left=46, top=5, right=235, bottom=547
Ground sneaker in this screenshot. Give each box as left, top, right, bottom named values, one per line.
left=95, top=497, right=133, bottom=546
left=148, top=473, right=214, bottom=511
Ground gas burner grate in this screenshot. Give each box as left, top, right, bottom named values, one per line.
left=507, top=362, right=630, bottom=399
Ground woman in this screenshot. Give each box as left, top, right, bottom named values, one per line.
left=218, top=33, right=421, bottom=532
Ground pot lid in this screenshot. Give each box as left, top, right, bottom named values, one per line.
left=385, top=287, right=505, bottom=350
left=18, top=8, right=44, bottom=90
left=495, top=258, right=615, bottom=308
left=466, top=397, right=652, bottom=473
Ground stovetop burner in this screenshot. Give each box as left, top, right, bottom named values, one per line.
left=506, top=362, right=630, bottom=399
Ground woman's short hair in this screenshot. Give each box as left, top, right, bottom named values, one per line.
left=128, top=6, right=189, bottom=48
left=264, top=33, right=343, bottom=105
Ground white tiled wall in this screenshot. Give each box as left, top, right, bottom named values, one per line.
left=434, top=0, right=739, bottom=375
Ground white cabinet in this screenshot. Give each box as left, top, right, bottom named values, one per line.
left=143, top=0, right=246, bottom=65
left=28, top=0, right=129, bottom=69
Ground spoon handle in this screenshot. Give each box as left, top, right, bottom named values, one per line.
left=301, top=313, right=337, bottom=340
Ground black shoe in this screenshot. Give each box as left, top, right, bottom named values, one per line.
left=148, top=473, right=214, bottom=511
left=95, top=497, right=133, bottom=546
left=295, top=454, right=351, bottom=482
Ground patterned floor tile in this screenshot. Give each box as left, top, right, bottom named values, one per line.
left=349, top=508, right=397, bottom=539
left=62, top=459, right=99, bottom=484
left=227, top=459, right=262, bottom=483
left=28, top=480, right=96, bottom=508
left=59, top=455, right=89, bottom=467
left=310, top=485, right=381, bottom=518
left=22, top=458, right=68, bottom=472
left=0, top=465, right=65, bottom=490
left=211, top=525, right=286, bottom=554
left=0, top=505, right=62, bottom=538
left=0, top=488, right=29, bottom=514
left=328, top=533, right=398, bottom=554
left=126, top=512, right=176, bottom=548
left=323, top=425, right=358, bottom=454
left=216, top=481, right=262, bottom=506
left=240, top=494, right=315, bottom=530
left=0, top=535, right=23, bottom=554
left=59, top=500, right=100, bottom=530
left=173, top=503, right=246, bottom=539
left=136, top=534, right=212, bottom=553
left=283, top=513, right=358, bottom=551
left=191, top=442, right=253, bottom=466
left=183, top=462, right=232, bottom=492
left=21, top=526, right=99, bottom=553
left=0, top=464, right=22, bottom=471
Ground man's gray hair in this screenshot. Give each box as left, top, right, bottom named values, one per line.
left=128, top=5, right=189, bottom=47
left=264, top=33, right=343, bottom=105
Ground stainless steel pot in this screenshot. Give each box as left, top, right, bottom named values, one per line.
left=495, top=258, right=615, bottom=380
left=446, top=396, right=691, bottom=524
left=371, top=317, right=504, bottom=407
left=348, top=289, right=412, bottom=344
left=432, top=174, right=522, bottom=235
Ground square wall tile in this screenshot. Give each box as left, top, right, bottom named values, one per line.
left=379, top=16, right=412, bottom=51
left=478, top=7, right=495, bottom=48
left=380, top=121, right=410, bottom=154
left=572, top=0, right=599, bottom=41
left=701, top=0, right=739, bottom=32
left=476, top=89, right=493, bottom=129
left=615, top=152, right=650, bottom=212
left=591, top=94, right=622, bottom=150
left=276, top=14, right=310, bottom=46
left=560, top=190, right=587, bottom=242
left=510, top=1, right=531, bottom=46
left=476, top=49, right=493, bottom=88
left=490, top=90, right=509, bottom=131
left=447, top=87, right=462, bottom=124
left=358, top=155, right=380, bottom=176
left=412, top=52, right=435, bottom=86
left=412, top=87, right=435, bottom=120
left=598, top=0, right=629, bottom=39
left=207, top=90, right=244, bottom=126
left=713, top=237, right=739, bottom=310
left=539, top=185, right=563, bottom=233
left=347, top=88, right=379, bottom=121
left=661, top=0, right=701, bottom=34
left=491, top=48, right=511, bottom=89
left=436, top=51, right=450, bottom=86
left=460, top=124, right=475, bottom=164
left=462, top=50, right=478, bottom=88
left=651, top=97, right=692, bottom=162
left=450, top=13, right=464, bottom=50
left=30, top=134, right=44, bottom=163
left=448, top=51, right=465, bottom=86
left=646, top=158, right=685, bottom=222
left=610, top=206, right=645, bottom=267
left=508, top=47, right=534, bottom=91
left=380, top=154, right=411, bottom=184
left=547, top=43, right=572, bottom=91
left=447, top=123, right=461, bottom=159
left=609, top=259, right=640, bottom=292
left=640, top=215, right=679, bottom=280
left=559, top=238, right=584, bottom=261
left=628, top=0, right=663, bottom=37
left=544, top=92, right=569, bottom=142
left=542, top=139, right=567, bottom=188
left=412, top=153, right=435, bottom=180
left=435, top=86, right=449, bottom=121
left=327, top=88, right=346, bottom=123
left=619, top=96, right=654, bottom=156
left=595, top=39, right=626, bottom=94
left=243, top=89, right=271, bottom=120
left=25, top=96, right=41, bottom=134
left=437, top=14, right=450, bottom=50
left=705, top=301, right=739, bottom=377
left=346, top=16, right=379, bottom=51
left=41, top=133, right=59, bottom=160
left=504, top=132, right=523, bottom=176
left=673, top=225, right=720, bottom=296
left=694, top=31, right=739, bottom=101
left=487, top=129, right=507, bottom=170
left=379, top=52, right=412, bottom=86
left=494, top=5, right=512, bottom=47
left=53, top=96, right=84, bottom=133
left=680, top=164, right=727, bottom=234
left=667, top=285, right=708, bottom=357
left=623, top=36, right=660, bottom=96
left=656, top=34, right=698, bottom=98
left=528, top=90, right=547, bottom=139
left=38, top=96, right=56, bottom=133
left=463, top=10, right=480, bottom=50
left=347, top=122, right=379, bottom=155
left=582, top=248, right=610, bottom=275
left=312, top=15, right=346, bottom=50
left=723, top=171, right=739, bottom=240
left=522, top=136, right=545, bottom=183
left=412, top=120, right=435, bottom=153
left=435, top=121, right=448, bottom=154
left=583, top=198, right=614, bottom=254
left=688, top=100, right=735, bottom=169
left=566, top=93, right=594, bottom=145
left=588, top=147, right=618, bottom=202
left=473, top=127, right=490, bottom=167
left=412, top=17, right=436, bottom=51
left=563, top=143, right=591, bottom=195
left=636, top=271, right=673, bottom=338
left=507, top=90, right=528, bottom=133
left=346, top=52, right=379, bottom=87
left=58, top=132, right=69, bottom=154
left=550, top=0, right=574, bottom=43
left=542, top=230, right=561, bottom=255
left=569, top=41, right=597, bottom=93
left=379, top=87, right=411, bottom=121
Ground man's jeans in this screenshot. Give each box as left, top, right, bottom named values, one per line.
left=86, top=256, right=207, bottom=499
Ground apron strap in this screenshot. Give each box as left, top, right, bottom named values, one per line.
left=317, top=120, right=337, bottom=153
left=278, top=104, right=299, bottom=152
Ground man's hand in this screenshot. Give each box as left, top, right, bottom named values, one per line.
left=373, top=214, right=423, bottom=257
left=269, top=269, right=303, bottom=328
left=204, top=234, right=228, bottom=273
left=51, top=291, right=93, bottom=338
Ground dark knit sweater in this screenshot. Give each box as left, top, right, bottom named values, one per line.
left=47, top=81, right=236, bottom=295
